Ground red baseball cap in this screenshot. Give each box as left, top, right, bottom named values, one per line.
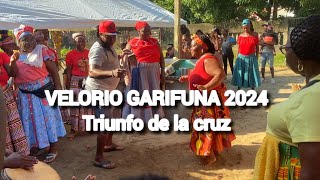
left=98, top=20, right=120, bottom=35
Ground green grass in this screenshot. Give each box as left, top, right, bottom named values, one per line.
left=273, top=50, right=286, bottom=67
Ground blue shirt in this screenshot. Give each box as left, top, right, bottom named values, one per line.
left=222, top=36, right=236, bottom=55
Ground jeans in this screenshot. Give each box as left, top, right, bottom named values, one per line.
left=222, top=53, right=234, bottom=75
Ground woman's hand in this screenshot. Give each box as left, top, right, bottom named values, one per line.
left=10, top=50, right=20, bottom=63
left=72, top=174, right=96, bottom=180
left=3, top=152, right=38, bottom=169
left=179, top=75, right=189, bottom=82
left=193, top=84, right=207, bottom=91
left=121, top=49, right=132, bottom=56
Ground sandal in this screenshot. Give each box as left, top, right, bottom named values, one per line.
left=44, top=152, right=58, bottom=164
left=93, top=160, right=116, bottom=169
left=104, top=144, right=124, bottom=152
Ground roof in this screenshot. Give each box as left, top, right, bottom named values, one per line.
left=0, top=0, right=187, bottom=30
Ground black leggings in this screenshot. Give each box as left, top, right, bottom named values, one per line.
left=222, top=53, right=234, bottom=75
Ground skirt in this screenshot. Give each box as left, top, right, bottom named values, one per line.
left=277, top=143, right=301, bottom=180
left=130, top=62, right=165, bottom=123
left=3, top=83, right=29, bottom=155
left=69, top=75, right=93, bottom=132
left=231, top=54, right=261, bottom=88
left=17, top=76, right=66, bottom=149
left=190, top=84, right=236, bottom=157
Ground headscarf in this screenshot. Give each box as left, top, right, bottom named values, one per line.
left=192, top=34, right=208, bottom=51
left=13, top=24, right=34, bottom=40
left=242, top=19, right=251, bottom=26
left=72, top=32, right=85, bottom=40
left=135, top=21, right=150, bottom=31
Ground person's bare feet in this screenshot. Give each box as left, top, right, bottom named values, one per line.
left=68, top=130, right=76, bottom=141
left=199, top=154, right=216, bottom=166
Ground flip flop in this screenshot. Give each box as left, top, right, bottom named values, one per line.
left=104, top=145, right=124, bottom=152
left=43, top=152, right=58, bottom=164
left=93, top=160, right=116, bottom=169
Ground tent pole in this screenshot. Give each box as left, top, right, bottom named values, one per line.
left=174, top=0, right=181, bottom=59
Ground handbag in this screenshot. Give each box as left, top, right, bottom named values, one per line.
left=130, top=66, right=140, bottom=91
left=19, top=81, right=55, bottom=99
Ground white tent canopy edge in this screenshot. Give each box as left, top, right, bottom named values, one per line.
left=0, top=0, right=187, bottom=30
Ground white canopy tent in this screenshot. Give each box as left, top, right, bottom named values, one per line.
left=0, top=0, right=187, bottom=30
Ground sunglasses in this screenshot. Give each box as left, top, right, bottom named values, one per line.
left=279, top=45, right=292, bottom=55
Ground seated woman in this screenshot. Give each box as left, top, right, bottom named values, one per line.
left=9, top=25, right=66, bottom=163
left=179, top=34, right=235, bottom=165
left=254, top=15, right=320, bottom=179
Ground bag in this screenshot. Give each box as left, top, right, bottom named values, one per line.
left=131, top=67, right=140, bottom=91
left=19, top=81, right=55, bottom=99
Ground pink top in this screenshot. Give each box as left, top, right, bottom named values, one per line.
left=238, top=35, right=259, bottom=55
left=15, top=46, right=55, bottom=84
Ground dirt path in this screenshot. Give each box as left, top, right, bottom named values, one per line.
left=50, top=67, right=304, bottom=180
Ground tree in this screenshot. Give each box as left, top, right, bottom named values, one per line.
left=151, top=0, right=247, bottom=23
left=296, top=0, right=320, bottom=16
left=150, top=0, right=320, bottom=23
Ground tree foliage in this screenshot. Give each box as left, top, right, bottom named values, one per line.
left=150, top=0, right=320, bottom=23
left=296, top=0, right=320, bottom=16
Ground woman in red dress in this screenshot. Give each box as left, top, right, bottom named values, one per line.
left=231, top=19, right=261, bottom=89
left=124, top=21, right=165, bottom=122
left=179, top=34, right=236, bottom=165
left=65, top=33, right=93, bottom=140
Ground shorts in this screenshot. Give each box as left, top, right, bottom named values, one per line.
left=260, top=52, right=274, bottom=68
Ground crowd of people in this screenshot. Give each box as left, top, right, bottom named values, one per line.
left=0, top=14, right=319, bottom=180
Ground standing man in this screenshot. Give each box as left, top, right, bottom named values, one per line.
left=85, top=20, right=126, bottom=169
left=259, top=23, right=278, bottom=83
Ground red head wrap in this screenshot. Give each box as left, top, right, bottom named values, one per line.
left=135, top=21, right=150, bottom=31
left=13, top=24, right=34, bottom=40
left=192, top=34, right=208, bottom=50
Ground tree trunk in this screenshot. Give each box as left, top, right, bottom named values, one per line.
left=174, top=0, right=182, bottom=58
left=266, top=0, right=273, bottom=21
left=272, top=0, right=278, bottom=20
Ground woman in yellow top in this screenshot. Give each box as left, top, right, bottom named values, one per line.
left=254, top=15, right=320, bottom=180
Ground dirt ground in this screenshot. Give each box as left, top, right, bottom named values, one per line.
left=50, top=67, right=304, bottom=180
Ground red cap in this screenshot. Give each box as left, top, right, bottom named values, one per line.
left=135, top=21, right=150, bottom=31
left=98, top=20, right=120, bottom=35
